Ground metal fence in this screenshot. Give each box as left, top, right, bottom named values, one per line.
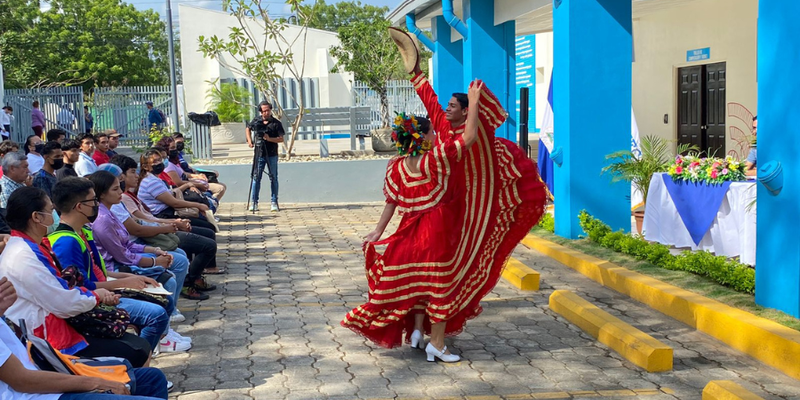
left=351, top=80, right=426, bottom=130
left=4, top=87, right=85, bottom=142
left=93, top=86, right=176, bottom=149
left=189, top=121, right=213, bottom=160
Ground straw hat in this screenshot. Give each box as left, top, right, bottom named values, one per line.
left=388, top=27, right=420, bottom=74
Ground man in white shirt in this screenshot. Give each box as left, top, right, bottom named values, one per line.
left=0, top=106, right=11, bottom=140
left=73, top=133, right=97, bottom=177
left=56, top=105, right=76, bottom=132
left=25, top=135, right=45, bottom=175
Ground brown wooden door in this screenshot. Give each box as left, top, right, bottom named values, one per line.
left=677, top=63, right=727, bottom=156
left=678, top=65, right=703, bottom=152
left=705, top=62, right=726, bottom=157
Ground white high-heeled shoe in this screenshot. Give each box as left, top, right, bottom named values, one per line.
left=410, top=330, right=423, bottom=349
left=425, top=343, right=460, bottom=363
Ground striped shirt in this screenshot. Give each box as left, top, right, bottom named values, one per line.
left=138, top=173, right=171, bottom=215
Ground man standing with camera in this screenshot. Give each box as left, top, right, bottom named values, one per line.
left=246, top=101, right=284, bottom=212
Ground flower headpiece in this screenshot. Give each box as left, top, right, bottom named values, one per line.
left=391, top=112, right=431, bottom=156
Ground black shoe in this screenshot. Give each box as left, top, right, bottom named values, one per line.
left=193, top=277, right=217, bottom=292
left=180, top=286, right=209, bottom=300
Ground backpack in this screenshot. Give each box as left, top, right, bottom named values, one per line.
left=157, top=109, right=167, bottom=123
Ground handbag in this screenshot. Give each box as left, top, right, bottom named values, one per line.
left=66, top=303, right=131, bottom=339
left=140, top=231, right=180, bottom=251
left=113, top=288, right=169, bottom=309
left=171, top=188, right=199, bottom=218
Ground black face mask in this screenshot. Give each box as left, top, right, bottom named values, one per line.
left=80, top=203, right=99, bottom=223
left=34, top=143, right=44, bottom=154
left=51, top=159, right=64, bottom=170
left=151, top=163, right=165, bottom=175
left=176, top=142, right=185, bottom=152
left=168, top=149, right=179, bottom=159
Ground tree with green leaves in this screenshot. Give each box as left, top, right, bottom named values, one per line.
left=0, top=0, right=170, bottom=89
left=198, top=0, right=315, bottom=159
left=300, top=0, right=388, bottom=33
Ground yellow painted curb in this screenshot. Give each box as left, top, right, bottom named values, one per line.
left=549, top=290, right=673, bottom=372
left=703, top=381, right=764, bottom=400
left=502, top=257, right=540, bottom=291
left=522, top=233, right=800, bottom=381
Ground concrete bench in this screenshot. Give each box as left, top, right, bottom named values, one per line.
left=281, top=107, right=372, bottom=156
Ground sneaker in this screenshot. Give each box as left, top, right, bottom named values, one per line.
left=158, top=337, right=191, bottom=353
left=167, top=381, right=174, bottom=392
left=180, top=286, right=209, bottom=301
left=193, top=277, right=217, bottom=292
left=169, top=310, right=185, bottom=323
left=167, top=328, right=192, bottom=344
left=247, top=203, right=258, bottom=212
left=271, top=202, right=279, bottom=212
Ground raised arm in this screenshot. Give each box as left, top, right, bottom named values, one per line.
left=411, top=72, right=451, bottom=137
left=462, top=80, right=484, bottom=149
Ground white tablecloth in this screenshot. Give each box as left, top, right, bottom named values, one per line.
left=643, top=173, right=756, bottom=265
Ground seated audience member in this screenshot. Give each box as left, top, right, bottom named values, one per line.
left=92, top=132, right=112, bottom=166
left=57, top=139, right=81, bottom=180
left=75, top=133, right=97, bottom=177
left=137, top=149, right=215, bottom=232
left=0, top=187, right=151, bottom=367
left=0, top=141, right=18, bottom=180
left=156, top=137, right=226, bottom=203
left=46, top=128, right=67, bottom=144
left=0, top=277, right=170, bottom=400
left=33, top=141, right=64, bottom=199
left=173, top=133, right=224, bottom=187
left=107, top=131, right=121, bottom=157
left=111, top=155, right=224, bottom=276
left=24, top=135, right=45, bottom=175
left=0, top=152, right=30, bottom=208
left=87, top=171, right=204, bottom=308
left=49, top=177, right=189, bottom=353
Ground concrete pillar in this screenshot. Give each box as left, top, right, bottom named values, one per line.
left=552, top=0, right=632, bottom=239
left=755, top=1, right=800, bottom=317
left=461, top=0, right=516, bottom=141
left=431, top=16, right=463, bottom=110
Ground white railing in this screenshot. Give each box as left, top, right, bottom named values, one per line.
left=351, top=80, right=426, bottom=130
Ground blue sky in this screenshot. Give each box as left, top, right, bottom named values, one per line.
left=128, top=0, right=399, bottom=19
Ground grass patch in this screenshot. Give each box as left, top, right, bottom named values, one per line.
left=529, top=226, right=800, bottom=332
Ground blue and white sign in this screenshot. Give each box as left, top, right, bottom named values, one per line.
left=687, top=47, right=710, bottom=62
left=515, top=35, right=535, bottom=134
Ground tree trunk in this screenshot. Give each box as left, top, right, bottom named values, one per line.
left=379, top=89, right=390, bottom=129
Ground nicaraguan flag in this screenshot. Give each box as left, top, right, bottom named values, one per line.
left=538, top=72, right=555, bottom=198
left=631, top=107, right=644, bottom=210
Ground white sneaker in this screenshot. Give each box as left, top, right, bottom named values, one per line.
left=271, top=202, right=279, bottom=212
left=248, top=203, right=259, bottom=212
left=167, top=381, right=174, bottom=392
left=169, top=311, right=185, bottom=323
left=159, top=337, right=191, bottom=353
left=167, top=328, right=192, bottom=344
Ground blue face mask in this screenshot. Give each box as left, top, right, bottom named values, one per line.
left=47, top=210, right=60, bottom=235
left=162, top=159, right=169, bottom=167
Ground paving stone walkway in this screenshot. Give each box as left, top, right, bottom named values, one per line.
left=154, top=203, right=800, bottom=400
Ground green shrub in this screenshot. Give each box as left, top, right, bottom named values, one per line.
left=538, top=212, right=555, bottom=233
left=577, top=211, right=755, bottom=295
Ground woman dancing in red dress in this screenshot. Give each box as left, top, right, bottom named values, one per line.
left=341, top=29, right=547, bottom=362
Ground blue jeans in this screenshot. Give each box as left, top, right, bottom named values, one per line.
left=127, top=266, right=176, bottom=316
left=251, top=155, right=278, bottom=204
left=59, top=367, right=168, bottom=400
left=117, top=298, right=168, bottom=350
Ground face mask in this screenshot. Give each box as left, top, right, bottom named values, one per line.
left=176, top=142, right=185, bottom=152
left=83, top=204, right=99, bottom=224
left=162, top=159, right=169, bottom=167
left=34, top=143, right=44, bottom=154
left=47, top=210, right=60, bottom=235
left=169, top=149, right=179, bottom=159
left=151, top=163, right=165, bottom=175
left=51, top=159, right=64, bottom=170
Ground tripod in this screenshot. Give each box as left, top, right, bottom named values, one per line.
left=245, top=136, right=273, bottom=213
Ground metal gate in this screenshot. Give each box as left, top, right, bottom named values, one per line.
left=351, top=80, right=425, bottom=131
left=4, top=87, right=85, bottom=142
left=93, top=86, right=175, bottom=149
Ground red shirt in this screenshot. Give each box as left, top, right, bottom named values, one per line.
left=92, top=150, right=110, bottom=165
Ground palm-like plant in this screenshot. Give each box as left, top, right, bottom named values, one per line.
left=602, top=135, right=698, bottom=206
left=206, top=82, right=253, bottom=123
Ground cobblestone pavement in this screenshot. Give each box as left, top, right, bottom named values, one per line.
left=154, top=203, right=800, bottom=400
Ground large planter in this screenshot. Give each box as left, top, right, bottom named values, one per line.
left=371, top=128, right=395, bottom=153
left=210, top=122, right=246, bottom=145
left=633, top=210, right=645, bottom=235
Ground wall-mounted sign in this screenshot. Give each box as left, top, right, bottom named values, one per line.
left=687, top=47, right=710, bottom=62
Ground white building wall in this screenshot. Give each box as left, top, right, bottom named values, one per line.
left=178, top=5, right=353, bottom=115
left=534, top=32, right=552, bottom=132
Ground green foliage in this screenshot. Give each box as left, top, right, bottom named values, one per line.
left=0, top=0, right=170, bottom=89
left=206, top=82, right=252, bottom=123
left=601, top=135, right=697, bottom=206
left=537, top=212, right=555, bottom=233
left=578, top=211, right=755, bottom=294
left=300, top=0, right=388, bottom=32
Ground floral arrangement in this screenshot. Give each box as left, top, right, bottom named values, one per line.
left=667, top=154, right=746, bottom=184
left=391, top=113, right=431, bottom=156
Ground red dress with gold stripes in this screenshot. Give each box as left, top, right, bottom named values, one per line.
left=341, top=73, right=547, bottom=348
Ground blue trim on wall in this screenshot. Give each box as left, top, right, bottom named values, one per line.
left=553, top=0, right=632, bottom=239
left=755, top=0, right=800, bottom=317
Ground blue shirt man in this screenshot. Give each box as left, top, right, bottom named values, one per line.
left=146, top=101, right=163, bottom=129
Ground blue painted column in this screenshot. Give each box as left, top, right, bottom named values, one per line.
left=755, top=1, right=800, bottom=317
left=462, top=0, right=516, bottom=140
left=553, top=0, right=631, bottom=239
left=431, top=16, right=464, bottom=110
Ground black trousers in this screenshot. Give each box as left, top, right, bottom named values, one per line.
left=175, top=227, right=217, bottom=282
left=155, top=208, right=216, bottom=232
left=75, top=332, right=151, bottom=368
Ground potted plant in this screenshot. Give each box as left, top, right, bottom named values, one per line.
left=206, top=82, right=252, bottom=144
left=602, top=135, right=697, bottom=234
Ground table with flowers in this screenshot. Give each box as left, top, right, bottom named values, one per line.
left=643, top=155, right=756, bottom=265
